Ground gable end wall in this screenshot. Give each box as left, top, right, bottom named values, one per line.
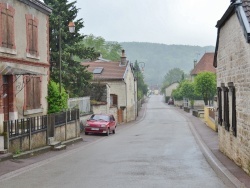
left=217, top=13, right=250, bottom=175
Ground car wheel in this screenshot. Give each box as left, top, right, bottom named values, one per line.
left=112, top=128, right=116, bottom=134
left=85, top=132, right=88, bottom=135
left=106, top=128, right=110, bottom=136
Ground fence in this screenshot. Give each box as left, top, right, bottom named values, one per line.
left=3, top=109, right=80, bottom=153
left=68, top=97, right=90, bottom=115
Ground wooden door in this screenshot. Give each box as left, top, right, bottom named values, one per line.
left=117, top=109, right=123, bottom=123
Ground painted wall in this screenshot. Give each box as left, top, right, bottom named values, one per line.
left=0, top=0, right=50, bottom=129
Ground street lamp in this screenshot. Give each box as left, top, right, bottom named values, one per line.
left=59, top=21, right=75, bottom=94
left=136, top=62, right=145, bottom=116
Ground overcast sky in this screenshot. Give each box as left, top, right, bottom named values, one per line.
left=65, top=0, right=230, bottom=46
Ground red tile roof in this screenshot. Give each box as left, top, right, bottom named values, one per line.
left=81, top=61, right=128, bottom=80
left=191, top=52, right=216, bottom=75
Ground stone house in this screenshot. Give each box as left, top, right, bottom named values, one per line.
left=0, top=0, right=52, bottom=133
left=81, top=50, right=137, bottom=123
left=214, top=0, right=250, bottom=175
left=188, top=52, right=216, bottom=108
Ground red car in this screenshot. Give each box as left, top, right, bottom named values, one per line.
left=84, top=114, right=116, bottom=136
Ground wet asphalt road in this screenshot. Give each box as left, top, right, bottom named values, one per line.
left=0, top=95, right=226, bottom=188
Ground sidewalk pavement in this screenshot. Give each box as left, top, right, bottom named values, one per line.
left=1, top=101, right=250, bottom=188
left=174, top=106, right=250, bottom=188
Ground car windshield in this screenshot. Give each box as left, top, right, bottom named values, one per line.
left=90, top=115, right=110, bottom=121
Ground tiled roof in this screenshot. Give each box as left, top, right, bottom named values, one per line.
left=81, top=61, right=127, bottom=80
left=191, top=53, right=216, bottom=75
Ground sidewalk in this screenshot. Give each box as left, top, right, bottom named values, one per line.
left=175, top=106, right=250, bottom=188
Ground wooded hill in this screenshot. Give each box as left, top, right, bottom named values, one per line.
left=120, top=42, right=215, bottom=87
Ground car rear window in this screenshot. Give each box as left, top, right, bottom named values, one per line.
left=90, top=115, right=110, bottom=121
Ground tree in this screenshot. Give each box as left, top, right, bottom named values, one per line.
left=81, top=34, right=122, bottom=61
left=161, top=68, right=187, bottom=93
left=44, top=0, right=98, bottom=97
left=134, top=61, right=148, bottom=99
left=194, top=72, right=216, bottom=105
left=47, top=80, right=68, bottom=113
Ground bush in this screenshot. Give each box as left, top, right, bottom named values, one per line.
left=165, top=96, right=170, bottom=103
left=47, top=80, right=68, bottom=114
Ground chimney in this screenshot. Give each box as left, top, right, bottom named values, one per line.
left=194, top=59, right=197, bottom=68
left=120, top=49, right=127, bottom=66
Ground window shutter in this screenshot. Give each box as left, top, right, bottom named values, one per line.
left=33, top=22, right=38, bottom=55
left=28, top=19, right=33, bottom=54
left=33, top=77, right=41, bottom=109
left=26, top=76, right=34, bottom=110
left=217, top=87, right=222, bottom=125
left=1, top=9, right=7, bottom=47
left=8, top=10, right=14, bottom=48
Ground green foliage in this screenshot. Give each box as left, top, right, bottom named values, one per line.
left=165, top=96, right=170, bottom=103
left=194, top=72, right=217, bottom=105
left=180, top=80, right=195, bottom=99
left=164, top=68, right=185, bottom=85
left=82, top=34, right=123, bottom=61
left=172, top=88, right=183, bottom=101
left=47, top=80, right=68, bottom=113
left=44, top=0, right=97, bottom=97
left=84, top=82, right=107, bottom=102
left=161, top=68, right=188, bottom=92
left=134, top=61, right=148, bottom=99
left=172, top=80, right=202, bottom=102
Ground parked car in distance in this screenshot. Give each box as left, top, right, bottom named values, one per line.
left=168, top=98, right=174, bottom=105
left=84, top=114, right=116, bottom=136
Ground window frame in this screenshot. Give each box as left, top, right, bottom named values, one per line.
left=110, top=94, right=118, bottom=107
left=24, top=75, right=42, bottom=112
left=222, top=85, right=230, bottom=131
left=25, top=14, right=39, bottom=58
left=217, top=87, right=223, bottom=126
left=228, top=82, right=237, bottom=137
left=0, top=3, right=16, bottom=50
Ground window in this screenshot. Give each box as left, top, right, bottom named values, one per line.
left=222, top=86, right=229, bottom=131
left=26, top=15, right=39, bottom=56
left=217, top=87, right=223, bottom=125
left=0, top=3, right=15, bottom=49
left=25, top=76, right=41, bottom=110
left=93, top=67, right=103, bottom=74
left=110, top=94, right=118, bottom=106
left=228, top=82, right=237, bottom=137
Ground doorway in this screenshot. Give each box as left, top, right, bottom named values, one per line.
left=3, top=76, right=9, bottom=121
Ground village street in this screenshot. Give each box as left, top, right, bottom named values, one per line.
left=0, top=95, right=226, bottom=188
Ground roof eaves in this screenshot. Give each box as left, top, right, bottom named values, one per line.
left=236, top=3, right=250, bottom=42
left=214, top=1, right=240, bottom=68
left=18, top=0, right=52, bottom=15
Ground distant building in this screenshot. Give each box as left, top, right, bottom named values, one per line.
left=190, top=52, right=216, bottom=81
left=81, top=50, right=137, bottom=123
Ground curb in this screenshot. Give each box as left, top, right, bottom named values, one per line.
left=13, top=146, right=51, bottom=159
left=0, top=153, right=13, bottom=162
left=188, top=121, right=245, bottom=188
left=12, top=137, right=83, bottom=160
left=61, top=137, right=83, bottom=146
left=176, top=108, right=246, bottom=188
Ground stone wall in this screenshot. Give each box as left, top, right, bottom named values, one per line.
left=217, top=13, right=250, bottom=175
left=8, top=130, right=47, bottom=153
